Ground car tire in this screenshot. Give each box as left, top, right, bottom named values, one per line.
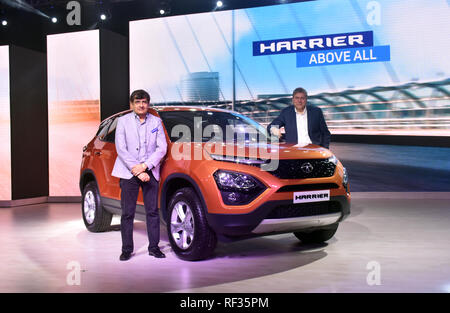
left=167, top=187, right=217, bottom=261
left=82, top=181, right=113, bottom=232
left=293, top=223, right=339, bottom=244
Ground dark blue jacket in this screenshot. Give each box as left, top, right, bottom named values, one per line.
left=267, top=105, right=331, bottom=148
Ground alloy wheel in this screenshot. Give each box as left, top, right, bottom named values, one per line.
left=170, top=201, right=195, bottom=250
left=83, top=190, right=96, bottom=224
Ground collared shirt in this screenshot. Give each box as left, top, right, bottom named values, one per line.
left=295, top=107, right=312, bottom=146
left=134, top=112, right=150, bottom=164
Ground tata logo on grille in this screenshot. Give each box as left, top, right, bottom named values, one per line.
left=301, top=162, right=314, bottom=173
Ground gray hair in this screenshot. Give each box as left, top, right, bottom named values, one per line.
left=292, top=87, right=308, bottom=97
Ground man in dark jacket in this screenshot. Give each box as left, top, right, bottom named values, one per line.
left=267, top=87, right=331, bottom=148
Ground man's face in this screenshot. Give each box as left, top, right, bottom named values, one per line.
left=292, top=92, right=307, bottom=112
left=130, top=97, right=150, bottom=116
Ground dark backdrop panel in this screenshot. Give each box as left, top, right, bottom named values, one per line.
left=100, top=28, right=130, bottom=120
left=9, top=45, right=49, bottom=200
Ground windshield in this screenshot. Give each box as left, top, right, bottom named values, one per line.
left=159, top=110, right=269, bottom=143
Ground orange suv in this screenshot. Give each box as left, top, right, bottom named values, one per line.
left=80, top=106, right=350, bottom=260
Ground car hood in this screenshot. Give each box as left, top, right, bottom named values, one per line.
left=171, top=142, right=333, bottom=160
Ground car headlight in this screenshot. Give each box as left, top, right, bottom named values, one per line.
left=342, top=167, right=349, bottom=193
left=214, top=170, right=259, bottom=191
left=213, top=170, right=266, bottom=205
left=343, top=167, right=348, bottom=185
left=327, top=155, right=338, bottom=165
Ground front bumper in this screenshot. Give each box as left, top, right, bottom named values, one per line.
left=252, top=213, right=341, bottom=234
left=206, top=195, right=350, bottom=237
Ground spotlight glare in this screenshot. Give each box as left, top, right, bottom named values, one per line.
left=159, top=9, right=165, bottom=15
left=51, top=17, right=57, bottom=23
left=100, top=14, right=107, bottom=20
left=216, top=1, right=223, bottom=8
left=1, top=20, right=7, bottom=26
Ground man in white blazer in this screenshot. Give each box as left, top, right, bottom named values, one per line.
left=112, top=90, right=168, bottom=261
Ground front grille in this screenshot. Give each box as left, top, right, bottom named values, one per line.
left=267, top=159, right=336, bottom=179
left=266, top=201, right=341, bottom=219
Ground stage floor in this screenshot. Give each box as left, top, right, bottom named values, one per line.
left=1, top=193, right=449, bottom=293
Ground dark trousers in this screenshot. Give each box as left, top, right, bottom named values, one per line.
left=119, top=171, right=159, bottom=253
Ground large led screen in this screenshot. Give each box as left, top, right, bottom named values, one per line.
left=0, top=46, right=11, bottom=200
left=130, top=10, right=234, bottom=103
left=130, top=0, right=450, bottom=136
left=47, top=30, right=100, bottom=196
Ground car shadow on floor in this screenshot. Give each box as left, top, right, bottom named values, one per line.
left=124, top=222, right=331, bottom=292
left=213, top=236, right=329, bottom=259
left=124, top=220, right=330, bottom=259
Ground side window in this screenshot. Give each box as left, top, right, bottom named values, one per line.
left=96, top=118, right=112, bottom=139
left=103, top=117, right=119, bottom=143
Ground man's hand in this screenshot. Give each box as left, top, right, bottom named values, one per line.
left=270, top=126, right=283, bottom=138
left=137, top=172, right=150, bottom=182
left=131, top=163, right=147, bottom=176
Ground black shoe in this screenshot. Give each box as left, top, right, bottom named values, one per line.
left=149, top=248, right=166, bottom=258
left=120, top=252, right=132, bottom=261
